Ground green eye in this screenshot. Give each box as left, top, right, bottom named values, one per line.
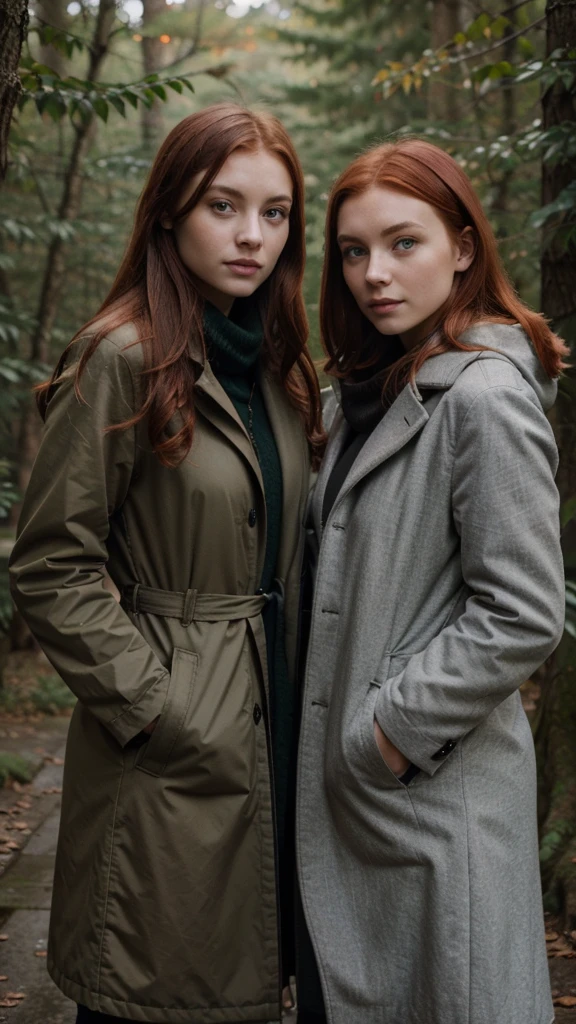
left=396, top=237, right=415, bottom=251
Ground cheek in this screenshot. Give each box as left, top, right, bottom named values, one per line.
left=342, top=263, right=360, bottom=296
left=268, top=222, right=290, bottom=261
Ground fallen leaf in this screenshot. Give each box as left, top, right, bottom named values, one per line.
left=34, top=950, right=47, bottom=958
left=5, top=992, right=25, bottom=1000
left=0, top=999, right=18, bottom=1007
left=546, top=931, right=559, bottom=941
left=0, top=934, right=8, bottom=941
left=0, top=976, right=7, bottom=981
left=12, top=822, right=29, bottom=831
left=15, top=801, right=31, bottom=810
left=554, top=996, right=576, bottom=1007
left=5, top=841, right=19, bottom=850
left=52, top=758, right=64, bottom=766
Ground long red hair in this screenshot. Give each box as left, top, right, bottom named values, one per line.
left=37, top=103, right=325, bottom=468
left=320, top=138, right=568, bottom=389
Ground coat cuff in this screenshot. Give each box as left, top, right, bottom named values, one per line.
left=374, top=685, right=458, bottom=776
left=106, top=671, right=170, bottom=747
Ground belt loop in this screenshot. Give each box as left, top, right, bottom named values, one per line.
left=181, top=588, right=197, bottom=628
left=131, top=582, right=141, bottom=614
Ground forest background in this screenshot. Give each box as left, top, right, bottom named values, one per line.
left=0, top=0, right=575, bottom=930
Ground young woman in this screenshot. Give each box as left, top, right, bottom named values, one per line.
left=9, top=103, right=324, bottom=1024
left=296, top=139, right=567, bottom=1024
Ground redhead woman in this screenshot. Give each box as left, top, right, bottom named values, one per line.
left=296, top=139, right=567, bottom=1024
left=9, top=103, right=324, bottom=1023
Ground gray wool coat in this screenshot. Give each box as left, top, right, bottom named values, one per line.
left=296, top=324, right=565, bottom=1024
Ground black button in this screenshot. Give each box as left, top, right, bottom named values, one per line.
left=255, top=587, right=264, bottom=595
left=248, top=508, right=257, bottom=528
left=253, top=703, right=262, bottom=725
left=431, top=739, right=456, bottom=761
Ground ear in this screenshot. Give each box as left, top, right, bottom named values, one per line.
left=160, top=215, right=173, bottom=230
left=455, top=226, right=475, bottom=272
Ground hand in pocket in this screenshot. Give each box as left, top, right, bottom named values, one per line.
left=373, top=718, right=410, bottom=776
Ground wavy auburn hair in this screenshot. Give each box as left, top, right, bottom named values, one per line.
left=321, top=138, right=568, bottom=391
left=37, top=103, right=325, bottom=468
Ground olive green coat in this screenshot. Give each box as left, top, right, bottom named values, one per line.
left=9, top=324, right=310, bottom=1022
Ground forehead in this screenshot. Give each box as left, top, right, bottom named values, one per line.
left=337, top=186, right=445, bottom=233
left=209, top=146, right=293, bottom=196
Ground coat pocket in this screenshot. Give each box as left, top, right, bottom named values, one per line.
left=136, top=647, right=198, bottom=778
left=358, top=682, right=409, bottom=788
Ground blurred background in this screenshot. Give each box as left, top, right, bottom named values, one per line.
left=0, top=0, right=575, bottom=1017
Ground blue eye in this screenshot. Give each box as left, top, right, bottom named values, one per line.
left=343, top=246, right=366, bottom=259
left=265, top=208, right=287, bottom=220
left=395, top=237, right=416, bottom=251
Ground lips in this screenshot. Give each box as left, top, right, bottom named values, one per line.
left=368, top=298, right=404, bottom=313
left=224, top=259, right=263, bottom=278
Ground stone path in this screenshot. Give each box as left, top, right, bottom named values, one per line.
left=0, top=716, right=75, bottom=1023
left=0, top=714, right=575, bottom=1023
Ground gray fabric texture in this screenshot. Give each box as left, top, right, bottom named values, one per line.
left=297, top=323, right=564, bottom=1024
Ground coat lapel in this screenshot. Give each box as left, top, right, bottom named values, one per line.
left=325, top=385, right=429, bottom=524
left=194, top=361, right=265, bottom=497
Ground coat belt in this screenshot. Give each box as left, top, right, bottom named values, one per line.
left=121, top=583, right=269, bottom=628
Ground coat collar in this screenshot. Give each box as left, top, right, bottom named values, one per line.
left=313, top=383, right=428, bottom=533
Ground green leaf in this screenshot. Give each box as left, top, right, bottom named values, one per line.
left=467, top=13, right=491, bottom=42
left=561, top=496, right=576, bottom=528
left=43, top=92, right=68, bottom=122
left=149, top=83, right=167, bottom=101
left=122, top=90, right=139, bottom=109
left=167, top=79, right=184, bottom=94
left=107, top=93, right=126, bottom=116
left=92, top=97, right=109, bottom=122
left=490, top=15, right=510, bottom=40
left=517, top=36, right=535, bottom=59
left=565, top=619, right=576, bottom=640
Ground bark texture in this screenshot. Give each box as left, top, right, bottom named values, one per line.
left=141, top=0, right=170, bottom=150
left=0, top=0, right=29, bottom=179
left=536, top=0, right=576, bottom=930
left=428, top=0, right=463, bottom=122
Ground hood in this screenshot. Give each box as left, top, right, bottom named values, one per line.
left=415, top=322, right=557, bottom=413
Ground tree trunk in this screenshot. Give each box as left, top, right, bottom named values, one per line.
left=428, top=0, right=463, bottom=122
left=535, top=0, right=576, bottom=930
left=141, top=0, right=170, bottom=151
left=35, top=0, right=68, bottom=77
left=14, top=0, right=116, bottom=516
left=0, top=0, right=29, bottom=179
left=492, top=17, right=517, bottom=236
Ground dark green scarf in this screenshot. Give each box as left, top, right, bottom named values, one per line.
left=203, top=300, right=296, bottom=877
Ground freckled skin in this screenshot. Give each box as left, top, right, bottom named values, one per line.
left=166, top=147, right=293, bottom=316
left=337, top=186, right=475, bottom=351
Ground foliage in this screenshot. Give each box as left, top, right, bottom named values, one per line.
left=0, top=752, right=34, bottom=787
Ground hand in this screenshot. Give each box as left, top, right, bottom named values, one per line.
left=373, top=718, right=410, bottom=776
left=141, top=716, right=159, bottom=736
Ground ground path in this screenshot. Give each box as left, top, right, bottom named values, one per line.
left=0, top=712, right=575, bottom=1023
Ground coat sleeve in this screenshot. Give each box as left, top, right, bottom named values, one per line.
left=9, top=337, right=170, bottom=746
left=374, top=381, right=565, bottom=776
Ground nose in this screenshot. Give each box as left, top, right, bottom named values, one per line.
left=365, top=253, right=393, bottom=287
left=236, top=212, right=263, bottom=250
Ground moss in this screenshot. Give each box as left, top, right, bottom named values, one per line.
left=0, top=752, right=35, bottom=787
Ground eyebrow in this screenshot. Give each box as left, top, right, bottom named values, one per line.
left=337, top=220, right=424, bottom=244
left=205, top=185, right=292, bottom=204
